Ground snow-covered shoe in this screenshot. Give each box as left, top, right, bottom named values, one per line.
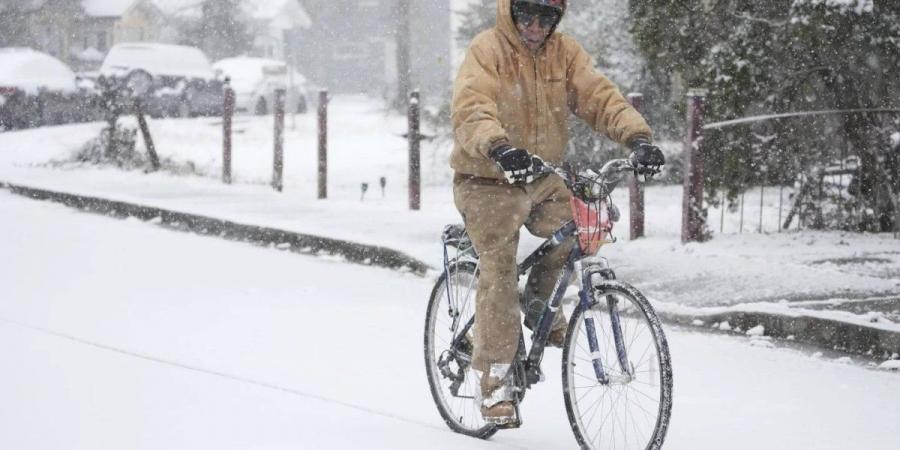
left=478, top=365, right=521, bottom=428
left=481, top=401, right=520, bottom=428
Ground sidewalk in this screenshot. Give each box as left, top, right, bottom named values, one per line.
left=1, top=99, right=898, bottom=360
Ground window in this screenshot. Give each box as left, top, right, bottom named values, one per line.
left=97, top=32, right=107, bottom=52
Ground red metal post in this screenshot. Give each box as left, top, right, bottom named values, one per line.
left=222, top=86, right=234, bottom=184
left=408, top=90, right=421, bottom=210
left=318, top=90, right=328, bottom=199
left=272, top=88, right=285, bottom=192
left=682, top=90, right=708, bottom=243
left=627, top=93, right=645, bottom=240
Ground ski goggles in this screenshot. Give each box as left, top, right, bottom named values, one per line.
left=512, top=3, right=561, bottom=29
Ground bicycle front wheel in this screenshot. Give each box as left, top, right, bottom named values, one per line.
left=424, top=261, right=497, bottom=439
left=562, top=281, right=673, bottom=450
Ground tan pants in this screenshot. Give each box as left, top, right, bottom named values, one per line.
left=453, top=174, right=575, bottom=378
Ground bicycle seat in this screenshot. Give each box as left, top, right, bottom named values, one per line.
left=442, top=223, right=471, bottom=247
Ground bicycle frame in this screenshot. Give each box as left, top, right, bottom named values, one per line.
left=443, top=215, right=635, bottom=391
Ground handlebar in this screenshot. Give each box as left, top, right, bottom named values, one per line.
left=537, top=158, right=638, bottom=201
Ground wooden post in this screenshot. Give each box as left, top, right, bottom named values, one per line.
left=272, top=88, right=285, bottom=192
left=222, top=86, right=234, bottom=184
left=408, top=90, right=421, bottom=210
left=318, top=90, right=328, bottom=199
left=682, top=90, right=707, bottom=243
left=135, top=99, right=160, bottom=171
left=627, top=93, right=645, bottom=240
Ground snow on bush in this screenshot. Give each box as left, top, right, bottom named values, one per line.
left=791, top=0, right=874, bottom=15
left=746, top=325, right=766, bottom=336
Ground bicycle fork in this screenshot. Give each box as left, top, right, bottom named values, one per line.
left=579, top=258, right=635, bottom=385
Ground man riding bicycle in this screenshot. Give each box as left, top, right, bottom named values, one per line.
left=450, top=0, right=665, bottom=424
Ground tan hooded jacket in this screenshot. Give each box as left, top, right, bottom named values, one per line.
left=450, top=0, right=652, bottom=180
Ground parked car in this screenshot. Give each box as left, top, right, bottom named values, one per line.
left=0, top=47, right=78, bottom=130
left=99, top=42, right=224, bottom=118
left=212, top=57, right=310, bottom=115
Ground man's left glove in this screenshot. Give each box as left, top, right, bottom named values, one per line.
left=628, top=138, right=665, bottom=175
left=489, top=143, right=543, bottom=184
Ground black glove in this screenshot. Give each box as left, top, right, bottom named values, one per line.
left=628, top=138, right=665, bottom=175
left=489, top=143, right=543, bottom=184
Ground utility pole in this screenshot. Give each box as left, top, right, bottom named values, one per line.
left=394, top=0, right=412, bottom=110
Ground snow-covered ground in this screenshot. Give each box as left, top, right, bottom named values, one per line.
left=2, top=190, right=899, bottom=450
left=0, top=96, right=897, bottom=325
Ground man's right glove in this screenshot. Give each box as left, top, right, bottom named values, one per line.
left=489, top=143, right=541, bottom=184
left=627, top=138, right=665, bottom=175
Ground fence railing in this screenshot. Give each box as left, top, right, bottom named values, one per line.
left=685, top=96, right=900, bottom=240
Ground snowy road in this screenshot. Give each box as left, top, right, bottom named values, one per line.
left=2, top=190, right=899, bottom=450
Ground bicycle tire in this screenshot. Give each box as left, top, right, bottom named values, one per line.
left=562, top=281, right=673, bottom=450
left=424, top=261, right=498, bottom=439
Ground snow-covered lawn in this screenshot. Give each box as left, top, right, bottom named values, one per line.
left=2, top=190, right=899, bottom=450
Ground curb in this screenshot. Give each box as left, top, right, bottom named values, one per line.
left=2, top=182, right=431, bottom=276
left=660, top=310, right=900, bottom=359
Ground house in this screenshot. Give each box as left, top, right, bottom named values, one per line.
left=245, top=0, right=311, bottom=61
left=8, top=0, right=85, bottom=65
left=10, top=0, right=168, bottom=71
left=73, top=0, right=168, bottom=70
left=295, top=0, right=451, bottom=101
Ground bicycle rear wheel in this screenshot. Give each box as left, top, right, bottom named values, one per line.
left=424, top=261, right=497, bottom=439
left=562, top=281, right=672, bottom=450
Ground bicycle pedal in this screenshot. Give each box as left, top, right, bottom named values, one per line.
left=487, top=416, right=522, bottom=429
left=484, top=409, right=521, bottom=429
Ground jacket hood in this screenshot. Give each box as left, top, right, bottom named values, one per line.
left=496, top=0, right=567, bottom=52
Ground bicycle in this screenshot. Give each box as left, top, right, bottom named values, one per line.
left=424, top=158, right=673, bottom=449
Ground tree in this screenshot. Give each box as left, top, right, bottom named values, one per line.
left=0, top=1, right=32, bottom=48
left=394, top=0, right=412, bottom=110
left=631, top=0, right=900, bottom=231
left=180, top=0, right=252, bottom=61
left=455, top=0, right=495, bottom=46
